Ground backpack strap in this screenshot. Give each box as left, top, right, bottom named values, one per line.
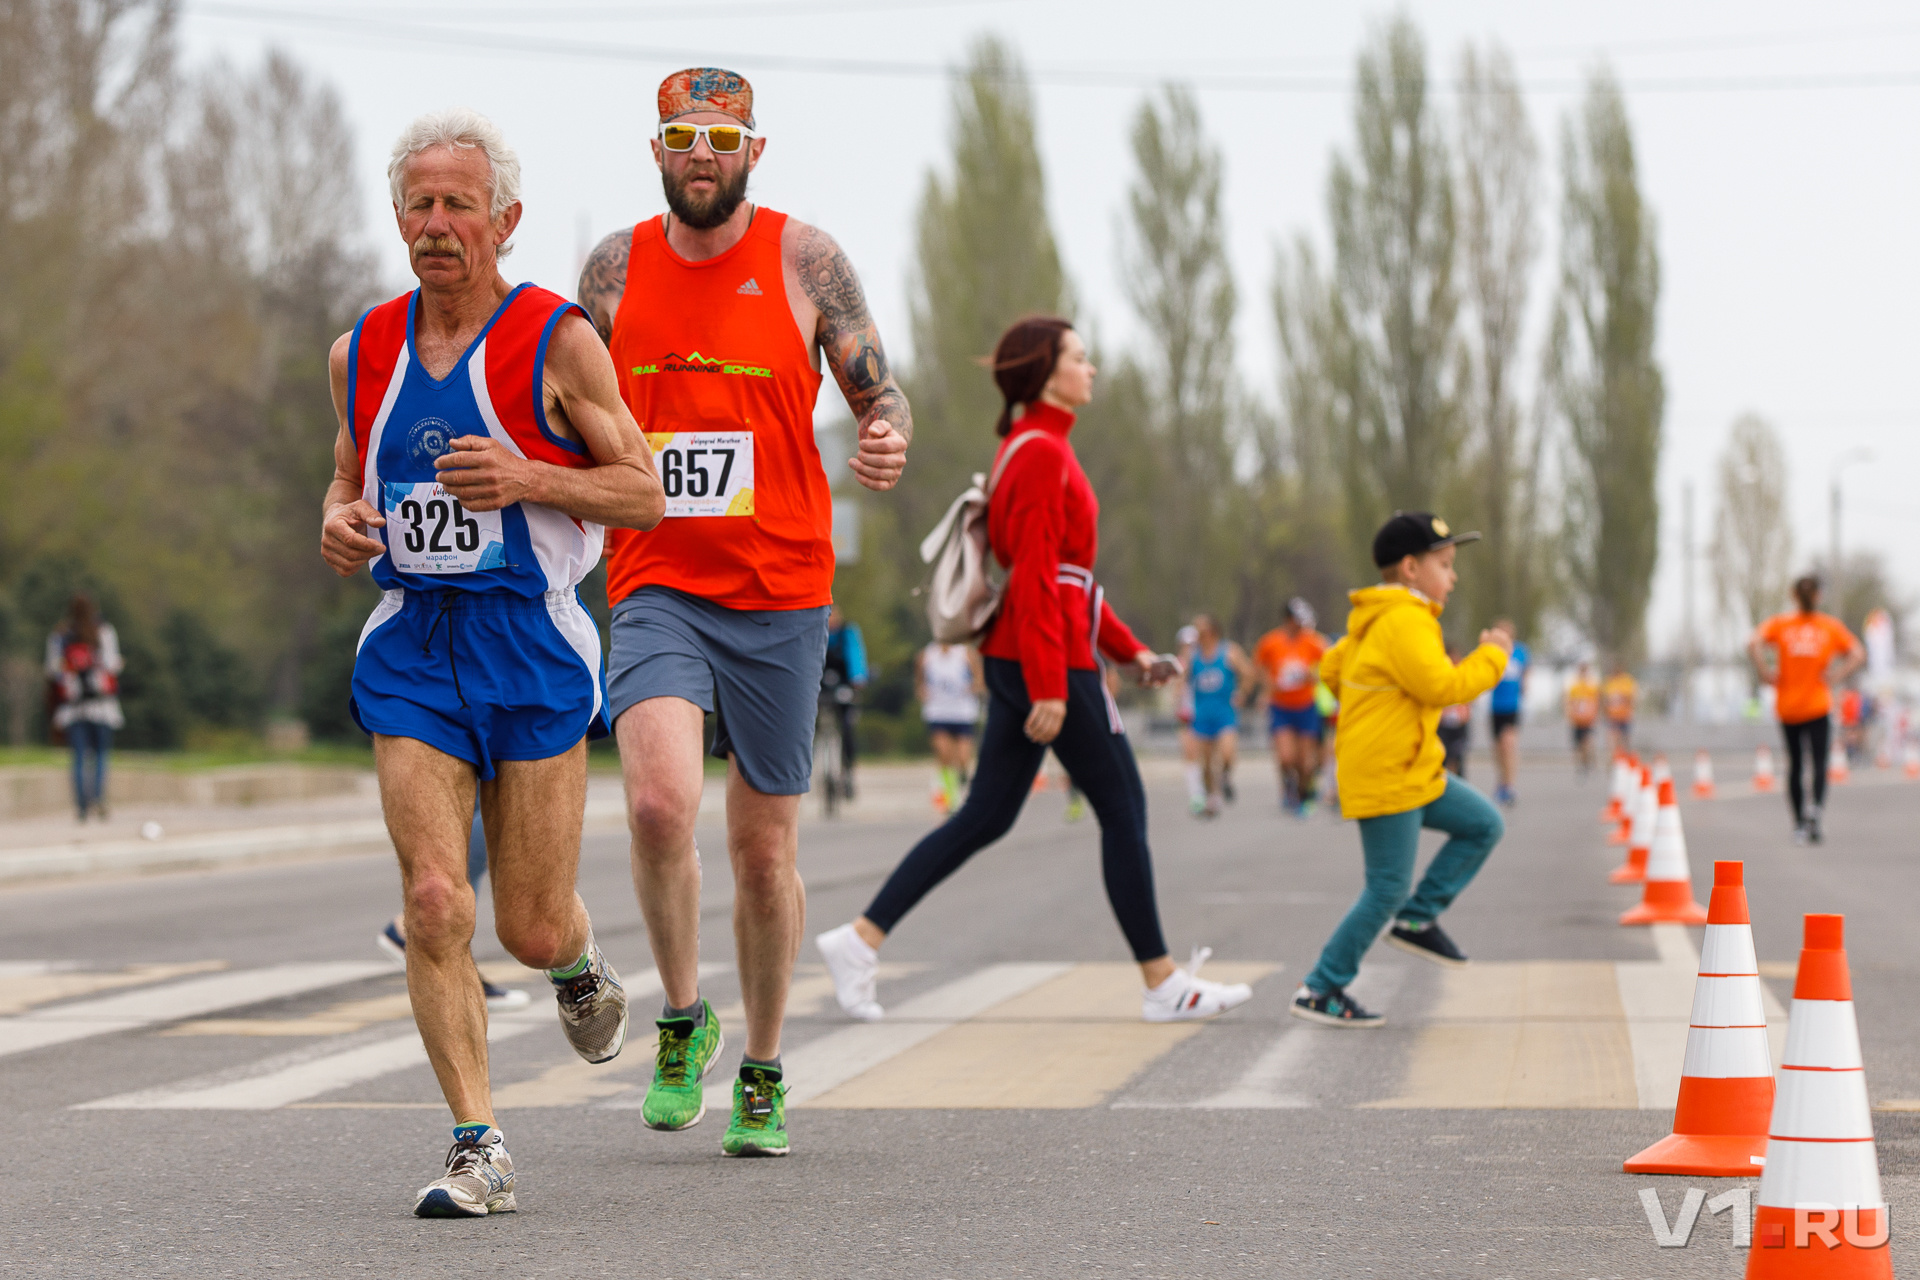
left=985, top=428, right=1049, bottom=498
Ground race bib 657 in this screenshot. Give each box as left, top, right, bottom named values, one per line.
left=646, top=430, right=755, bottom=517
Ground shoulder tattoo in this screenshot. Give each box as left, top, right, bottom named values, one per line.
left=793, top=224, right=888, bottom=396
left=577, top=228, right=632, bottom=343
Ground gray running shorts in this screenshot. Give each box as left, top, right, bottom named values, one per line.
left=607, top=586, right=829, bottom=796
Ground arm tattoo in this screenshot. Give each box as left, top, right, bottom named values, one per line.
left=793, top=224, right=912, bottom=442
left=577, top=228, right=632, bottom=345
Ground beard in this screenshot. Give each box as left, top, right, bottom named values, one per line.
left=662, top=160, right=750, bottom=230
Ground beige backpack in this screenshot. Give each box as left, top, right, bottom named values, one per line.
left=917, top=429, right=1047, bottom=644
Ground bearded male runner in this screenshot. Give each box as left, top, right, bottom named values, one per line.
left=577, top=68, right=910, bottom=1157
left=321, top=108, right=663, bottom=1215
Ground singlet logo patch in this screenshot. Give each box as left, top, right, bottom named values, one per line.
left=736, top=277, right=763, bottom=296
left=633, top=351, right=773, bottom=379
left=403, top=416, right=455, bottom=468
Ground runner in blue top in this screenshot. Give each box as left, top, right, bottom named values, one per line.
left=1180, top=614, right=1255, bottom=818
left=1488, top=620, right=1526, bottom=807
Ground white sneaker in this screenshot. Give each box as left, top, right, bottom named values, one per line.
left=815, top=923, right=884, bottom=1021
left=1142, top=946, right=1252, bottom=1023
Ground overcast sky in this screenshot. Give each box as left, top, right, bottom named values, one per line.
left=182, top=0, right=1920, bottom=654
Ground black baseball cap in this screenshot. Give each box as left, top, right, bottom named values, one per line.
left=1371, top=511, right=1481, bottom=567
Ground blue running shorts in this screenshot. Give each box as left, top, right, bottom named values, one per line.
left=351, top=588, right=608, bottom=780
left=607, top=586, right=829, bottom=796
left=1190, top=706, right=1239, bottom=740
left=1268, top=704, right=1322, bottom=738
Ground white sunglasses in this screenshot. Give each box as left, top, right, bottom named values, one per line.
left=658, top=121, right=758, bottom=154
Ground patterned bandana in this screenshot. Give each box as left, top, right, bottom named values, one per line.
left=657, top=67, right=755, bottom=129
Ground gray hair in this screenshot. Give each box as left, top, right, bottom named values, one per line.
left=388, top=107, right=521, bottom=256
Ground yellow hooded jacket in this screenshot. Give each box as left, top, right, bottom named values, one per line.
left=1319, top=585, right=1509, bottom=820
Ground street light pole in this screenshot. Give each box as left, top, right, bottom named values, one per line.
left=1682, top=480, right=1695, bottom=724
left=1830, top=448, right=1873, bottom=614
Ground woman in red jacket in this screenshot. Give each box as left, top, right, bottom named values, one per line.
left=815, top=316, right=1252, bottom=1024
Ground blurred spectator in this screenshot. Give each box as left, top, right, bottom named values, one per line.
left=46, top=594, right=124, bottom=821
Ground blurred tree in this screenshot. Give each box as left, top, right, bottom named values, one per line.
left=1268, top=237, right=1358, bottom=629
left=893, top=34, right=1070, bottom=545
left=834, top=35, right=1071, bottom=747
left=1093, top=83, right=1238, bottom=644
left=1709, top=413, right=1794, bottom=633
left=1322, top=16, right=1464, bottom=583
left=1812, top=551, right=1906, bottom=643
left=1546, top=67, right=1665, bottom=666
left=0, top=3, right=376, bottom=749
left=1454, top=40, right=1545, bottom=639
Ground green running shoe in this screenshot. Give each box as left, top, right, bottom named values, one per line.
left=721, top=1064, right=789, bottom=1157
left=642, top=999, right=724, bottom=1131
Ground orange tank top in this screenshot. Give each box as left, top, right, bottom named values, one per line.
left=605, top=210, right=829, bottom=610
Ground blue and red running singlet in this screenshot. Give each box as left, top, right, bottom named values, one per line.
left=344, top=284, right=610, bottom=774
left=347, top=283, right=602, bottom=597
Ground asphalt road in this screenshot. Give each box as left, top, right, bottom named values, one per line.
left=3, top=754, right=1916, bottom=1278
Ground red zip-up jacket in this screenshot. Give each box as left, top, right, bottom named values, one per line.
left=980, top=401, right=1149, bottom=700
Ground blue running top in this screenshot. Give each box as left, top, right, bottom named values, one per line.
left=348, top=283, right=601, bottom=597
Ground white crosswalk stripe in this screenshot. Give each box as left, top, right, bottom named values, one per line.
left=0, top=962, right=389, bottom=1061
left=599, top=962, right=1073, bottom=1112
left=76, top=970, right=669, bottom=1111
left=36, top=946, right=1775, bottom=1115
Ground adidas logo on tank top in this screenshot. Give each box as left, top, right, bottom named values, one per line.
left=736, top=277, right=762, bottom=296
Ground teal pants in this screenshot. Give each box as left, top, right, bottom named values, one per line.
left=1304, top=774, right=1503, bottom=994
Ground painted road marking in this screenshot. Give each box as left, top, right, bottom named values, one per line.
left=655, top=963, right=1074, bottom=1113
left=77, top=971, right=663, bottom=1111
left=1367, top=928, right=1789, bottom=1110
left=0, top=962, right=389, bottom=1061
left=1116, top=961, right=1403, bottom=1111
left=803, top=962, right=1277, bottom=1109
left=0, top=961, right=226, bottom=1016
left=1366, top=961, right=1638, bottom=1108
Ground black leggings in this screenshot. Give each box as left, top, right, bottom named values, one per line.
left=863, top=657, right=1169, bottom=962
left=1781, top=716, right=1831, bottom=823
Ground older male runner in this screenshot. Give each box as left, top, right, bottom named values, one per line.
left=577, top=69, right=910, bottom=1157
left=322, top=107, right=663, bottom=1215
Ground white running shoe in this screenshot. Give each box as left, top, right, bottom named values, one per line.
left=1142, top=946, right=1253, bottom=1023
left=414, top=1124, right=515, bottom=1217
left=815, top=923, right=884, bottom=1021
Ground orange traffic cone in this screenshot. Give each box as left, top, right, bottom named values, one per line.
left=1747, top=914, right=1892, bottom=1277
left=1651, top=754, right=1672, bottom=788
left=1623, top=861, right=1772, bottom=1175
left=1602, top=754, right=1632, bottom=824
left=1754, top=745, right=1777, bottom=793
left=1903, top=742, right=1919, bottom=780
left=1830, top=753, right=1851, bottom=785
left=1609, top=766, right=1655, bottom=884
left=1620, top=778, right=1708, bottom=925
left=1693, top=749, right=1717, bottom=800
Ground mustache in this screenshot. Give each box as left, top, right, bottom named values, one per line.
left=411, top=234, right=467, bottom=259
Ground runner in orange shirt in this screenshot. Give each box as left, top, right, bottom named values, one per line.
left=1254, top=598, right=1329, bottom=815
left=577, top=68, right=911, bottom=1155
left=1564, top=662, right=1600, bottom=777
left=1601, top=664, right=1638, bottom=757
left=1748, top=575, right=1864, bottom=844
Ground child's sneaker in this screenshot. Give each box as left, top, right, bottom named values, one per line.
left=1386, top=920, right=1469, bottom=967
left=1289, top=984, right=1384, bottom=1028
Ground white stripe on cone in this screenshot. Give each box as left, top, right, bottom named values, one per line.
left=1645, top=792, right=1691, bottom=883
left=1756, top=998, right=1884, bottom=1217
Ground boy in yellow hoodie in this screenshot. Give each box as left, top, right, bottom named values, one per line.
left=1291, top=512, right=1513, bottom=1027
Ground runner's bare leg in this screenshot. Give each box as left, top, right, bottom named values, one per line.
left=726, top=759, right=804, bottom=1061
left=377, top=735, right=490, bottom=1125
left=619, top=697, right=707, bottom=1009
left=484, top=742, right=592, bottom=972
